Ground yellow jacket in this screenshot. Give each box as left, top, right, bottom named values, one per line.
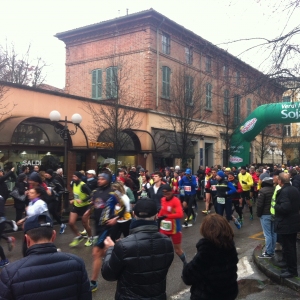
left=238, top=172, right=253, bottom=191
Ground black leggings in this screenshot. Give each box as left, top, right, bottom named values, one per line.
left=110, top=220, right=132, bottom=241
left=183, top=194, right=195, bottom=220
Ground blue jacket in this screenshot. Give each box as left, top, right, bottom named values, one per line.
left=179, top=175, right=197, bottom=195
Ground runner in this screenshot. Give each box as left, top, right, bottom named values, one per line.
left=158, top=185, right=187, bottom=265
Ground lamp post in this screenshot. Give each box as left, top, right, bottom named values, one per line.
left=49, top=110, right=82, bottom=212
left=269, top=142, right=277, bottom=166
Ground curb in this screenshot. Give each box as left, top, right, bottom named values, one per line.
left=253, top=244, right=300, bottom=292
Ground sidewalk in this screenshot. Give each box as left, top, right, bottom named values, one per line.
left=253, top=242, right=300, bottom=291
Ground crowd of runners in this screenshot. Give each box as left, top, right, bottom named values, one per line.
left=0, top=162, right=295, bottom=290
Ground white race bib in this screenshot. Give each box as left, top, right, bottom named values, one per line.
left=160, top=220, right=172, bottom=231
left=217, top=197, right=225, bottom=204
left=184, top=186, right=191, bottom=192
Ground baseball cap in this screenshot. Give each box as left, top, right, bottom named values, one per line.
left=185, top=168, right=191, bottom=175
left=225, top=167, right=231, bottom=171
left=161, top=184, right=172, bottom=192
left=86, top=170, right=96, bottom=175
left=217, top=171, right=225, bottom=179
left=24, top=214, right=53, bottom=233
left=133, top=198, right=157, bottom=218
left=139, top=168, right=145, bottom=172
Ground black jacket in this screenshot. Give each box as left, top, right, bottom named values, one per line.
left=13, top=181, right=29, bottom=209
left=101, top=220, right=174, bottom=300
left=86, top=177, right=98, bottom=191
left=0, top=171, right=15, bottom=201
left=148, top=184, right=165, bottom=210
left=0, top=243, right=92, bottom=300
left=182, top=238, right=238, bottom=300
left=290, top=174, right=300, bottom=192
left=256, top=180, right=274, bottom=217
left=274, top=184, right=300, bottom=234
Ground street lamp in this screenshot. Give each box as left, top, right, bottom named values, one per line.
left=49, top=110, right=82, bottom=211
left=269, top=142, right=277, bottom=166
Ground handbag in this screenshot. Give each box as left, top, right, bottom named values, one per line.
left=10, top=188, right=26, bottom=202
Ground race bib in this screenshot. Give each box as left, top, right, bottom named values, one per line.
left=217, top=197, right=225, bottom=204
left=211, top=185, right=216, bottom=191
left=141, top=191, right=147, bottom=198
left=74, top=193, right=79, bottom=200
left=160, top=220, right=172, bottom=231
left=180, top=189, right=185, bottom=196
left=184, top=186, right=191, bottom=192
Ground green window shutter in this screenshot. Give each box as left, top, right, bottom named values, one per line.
left=162, top=66, right=170, bottom=98
left=92, top=69, right=102, bottom=99
left=106, top=67, right=117, bottom=99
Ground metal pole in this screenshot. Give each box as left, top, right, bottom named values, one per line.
left=63, top=116, right=69, bottom=211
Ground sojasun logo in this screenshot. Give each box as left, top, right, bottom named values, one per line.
left=240, top=118, right=257, bottom=134
left=229, top=156, right=243, bottom=163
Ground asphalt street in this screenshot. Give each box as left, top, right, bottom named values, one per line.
left=1, top=201, right=299, bottom=299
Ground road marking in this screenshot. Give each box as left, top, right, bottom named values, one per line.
left=248, top=231, right=264, bottom=240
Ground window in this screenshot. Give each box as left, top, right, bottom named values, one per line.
left=162, top=33, right=170, bottom=55
left=106, top=67, right=118, bottom=99
left=236, top=71, right=240, bottom=86
left=284, top=125, right=291, bottom=137
left=223, top=90, right=229, bottom=115
left=162, top=66, right=171, bottom=98
left=282, top=96, right=291, bottom=102
left=206, top=56, right=212, bottom=72
left=234, top=95, right=241, bottom=125
left=223, top=65, right=229, bottom=80
left=247, top=98, right=252, bottom=116
left=92, top=69, right=102, bottom=99
left=185, top=47, right=193, bottom=64
left=206, top=83, right=212, bottom=110
left=185, top=76, right=193, bottom=105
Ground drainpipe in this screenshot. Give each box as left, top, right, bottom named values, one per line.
left=156, top=17, right=165, bottom=109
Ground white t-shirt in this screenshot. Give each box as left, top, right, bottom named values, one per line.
left=27, top=199, right=48, bottom=217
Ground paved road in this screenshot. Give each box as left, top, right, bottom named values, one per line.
left=1, top=202, right=298, bottom=299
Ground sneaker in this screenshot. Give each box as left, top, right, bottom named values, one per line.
left=184, top=215, right=193, bottom=221
left=80, top=229, right=88, bottom=238
left=90, top=281, right=98, bottom=292
left=59, top=223, right=67, bottom=234
left=202, top=210, right=208, bottom=214
left=7, top=237, right=15, bottom=252
left=182, top=222, right=193, bottom=228
left=69, top=236, right=84, bottom=247
left=11, top=220, right=18, bottom=231
left=238, top=217, right=244, bottom=226
left=0, top=259, right=9, bottom=268
left=85, top=238, right=93, bottom=247
left=250, top=214, right=253, bottom=220
left=258, top=252, right=274, bottom=258
left=234, top=218, right=241, bottom=229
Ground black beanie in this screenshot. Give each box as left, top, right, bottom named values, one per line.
left=46, top=169, right=54, bottom=177
left=29, top=172, right=42, bottom=184
left=74, top=171, right=83, bottom=179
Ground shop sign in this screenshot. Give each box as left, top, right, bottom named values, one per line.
left=89, top=141, right=114, bottom=148
left=22, top=160, right=42, bottom=166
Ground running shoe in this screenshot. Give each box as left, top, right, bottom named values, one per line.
left=85, top=238, right=93, bottom=247
left=11, top=220, right=18, bottom=231
left=202, top=210, right=210, bottom=215
left=258, top=252, right=274, bottom=259
left=59, top=223, right=67, bottom=234
left=0, top=259, right=9, bottom=268
left=90, top=281, right=98, bottom=292
left=234, top=218, right=241, bottom=229
left=250, top=214, right=253, bottom=220
left=69, top=236, right=84, bottom=247
left=7, top=237, right=15, bottom=252
left=184, top=215, right=193, bottom=221
left=182, top=221, right=193, bottom=228
left=238, top=217, right=244, bottom=226
left=80, top=229, right=88, bottom=238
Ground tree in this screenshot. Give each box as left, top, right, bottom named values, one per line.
left=0, top=42, right=47, bottom=87
left=82, top=56, right=142, bottom=173
left=160, top=66, right=210, bottom=167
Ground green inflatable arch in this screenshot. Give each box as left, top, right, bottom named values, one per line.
left=229, top=102, right=299, bottom=167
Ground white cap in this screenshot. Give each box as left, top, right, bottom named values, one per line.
left=175, top=166, right=180, bottom=170
left=86, top=170, right=96, bottom=175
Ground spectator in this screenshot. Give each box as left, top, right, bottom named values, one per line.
left=0, top=213, right=92, bottom=299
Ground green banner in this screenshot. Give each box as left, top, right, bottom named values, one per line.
left=229, top=102, right=297, bottom=167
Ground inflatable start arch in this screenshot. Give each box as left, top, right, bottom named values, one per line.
left=229, top=102, right=299, bottom=168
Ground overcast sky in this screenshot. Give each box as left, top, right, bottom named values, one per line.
left=1, top=0, right=299, bottom=88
